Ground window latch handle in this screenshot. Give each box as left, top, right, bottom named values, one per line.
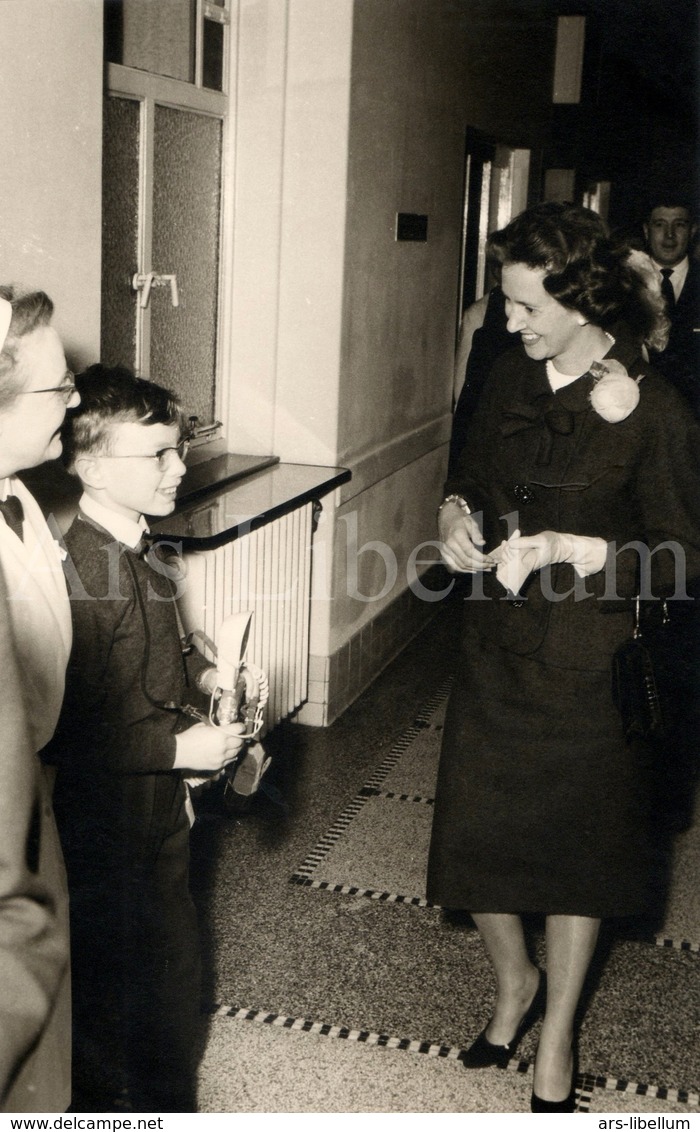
left=132, top=272, right=179, bottom=309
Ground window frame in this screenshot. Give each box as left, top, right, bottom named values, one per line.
left=103, top=0, right=236, bottom=434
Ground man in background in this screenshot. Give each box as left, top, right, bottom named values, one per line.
left=644, top=197, right=700, bottom=414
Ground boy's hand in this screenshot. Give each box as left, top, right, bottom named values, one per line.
left=173, top=721, right=246, bottom=772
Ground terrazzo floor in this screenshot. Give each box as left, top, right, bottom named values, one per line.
left=189, top=603, right=700, bottom=1114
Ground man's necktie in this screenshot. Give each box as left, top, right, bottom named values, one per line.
left=660, top=268, right=675, bottom=309
left=0, top=495, right=24, bottom=541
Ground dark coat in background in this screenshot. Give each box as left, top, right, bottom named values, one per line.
left=448, top=287, right=512, bottom=477
left=649, top=258, right=700, bottom=417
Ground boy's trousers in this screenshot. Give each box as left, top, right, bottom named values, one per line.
left=56, top=772, right=202, bottom=1112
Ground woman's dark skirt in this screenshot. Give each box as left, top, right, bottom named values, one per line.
left=426, top=633, right=656, bottom=918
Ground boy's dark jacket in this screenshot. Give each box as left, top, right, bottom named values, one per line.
left=46, top=513, right=209, bottom=780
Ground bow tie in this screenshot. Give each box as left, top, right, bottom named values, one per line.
left=135, top=533, right=155, bottom=559
left=0, top=495, right=24, bottom=541
left=501, top=401, right=575, bottom=465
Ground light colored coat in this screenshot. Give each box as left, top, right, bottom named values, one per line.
left=0, top=477, right=71, bottom=1113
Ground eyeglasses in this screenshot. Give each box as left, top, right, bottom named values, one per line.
left=98, top=439, right=190, bottom=471
left=18, top=370, right=78, bottom=404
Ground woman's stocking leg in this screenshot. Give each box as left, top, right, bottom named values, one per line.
left=534, top=914, right=600, bottom=1101
left=471, top=912, right=540, bottom=1044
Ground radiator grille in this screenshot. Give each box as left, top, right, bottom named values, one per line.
left=178, top=504, right=314, bottom=730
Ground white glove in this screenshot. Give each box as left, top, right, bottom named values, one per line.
left=492, top=529, right=607, bottom=595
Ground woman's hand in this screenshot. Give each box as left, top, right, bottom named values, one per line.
left=492, top=530, right=608, bottom=593
left=173, top=720, right=246, bottom=772
left=438, top=502, right=496, bottom=574
left=502, top=530, right=566, bottom=573
left=504, top=531, right=607, bottom=575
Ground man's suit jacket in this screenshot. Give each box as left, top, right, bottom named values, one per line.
left=651, top=258, right=700, bottom=415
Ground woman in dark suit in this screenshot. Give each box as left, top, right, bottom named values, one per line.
left=427, top=203, right=700, bottom=1112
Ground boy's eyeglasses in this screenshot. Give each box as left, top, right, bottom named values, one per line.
left=18, top=370, right=77, bottom=404
left=98, top=439, right=190, bottom=471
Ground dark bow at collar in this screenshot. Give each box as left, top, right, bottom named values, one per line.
left=500, top=398, right=575, bottom=465
left=135, top=533, right=156, bottom=560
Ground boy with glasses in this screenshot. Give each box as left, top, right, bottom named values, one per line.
left=48, top=365, right=245, bottom=1112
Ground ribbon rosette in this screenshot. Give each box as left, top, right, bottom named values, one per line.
left=589, top=359, right=641, bottom=423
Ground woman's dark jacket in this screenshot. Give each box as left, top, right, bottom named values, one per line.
left=445, top=326, right=700, bottom=672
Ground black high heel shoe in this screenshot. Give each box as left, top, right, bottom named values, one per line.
left=461, top=969, right=546, bottom=1069
left=530, top=1088, right=576, bottom=1113
left=530, top=1047, right=577, bottom=1112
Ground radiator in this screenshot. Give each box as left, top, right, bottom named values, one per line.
left=177, top=503, right=314, bottom=731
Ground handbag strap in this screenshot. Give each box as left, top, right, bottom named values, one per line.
left=633, top=594, right=670, bottom=640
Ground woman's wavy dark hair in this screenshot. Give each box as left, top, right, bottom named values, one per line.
left=488, top=202, right=658, bottom=345
left=61, top=363, right=183, bottom=473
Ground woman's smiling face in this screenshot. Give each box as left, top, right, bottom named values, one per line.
left=501, top=262, right=587, bottom=369
left=0, top=325, right=78, bottom=475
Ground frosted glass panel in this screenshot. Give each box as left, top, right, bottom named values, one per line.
left=101, top=96, right=139, bottom=368
left=104, top=0, right=195, bottom=84
left=151, top=106, right=222, bottom=422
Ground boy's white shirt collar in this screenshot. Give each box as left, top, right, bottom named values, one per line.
left=79, top=491, right=149, bottom=549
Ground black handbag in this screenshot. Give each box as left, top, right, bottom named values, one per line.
left=611, top=596, right=667, bottom=743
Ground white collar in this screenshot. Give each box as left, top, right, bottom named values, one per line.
left=79, top=492, right=149, bottom=550
left=651, top=255, right=689, bottom=282
left=545, top=362, right=581, bottom=391
left=0, top=476, right=15, bottom=503
left=546, top=332, right=615, bottom=391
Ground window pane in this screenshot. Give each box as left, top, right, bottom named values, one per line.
left=101, top=96, right=140, bottom=368
left=150, top=106, right=222, bottom=423
left=104, top=0, right=195, bottom=84
left=203, top=18, right=224, bottom=91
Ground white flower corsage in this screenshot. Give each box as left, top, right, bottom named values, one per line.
left=589, top=359, right=642, bottom=423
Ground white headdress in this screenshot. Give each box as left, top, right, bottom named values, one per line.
left=0, top=296, right=12, bottom=351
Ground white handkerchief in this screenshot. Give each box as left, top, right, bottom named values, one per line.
left=493, top=529, right=537, bottom=597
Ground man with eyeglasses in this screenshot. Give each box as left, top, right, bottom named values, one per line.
left=0, top=286, right=76, bottom=1112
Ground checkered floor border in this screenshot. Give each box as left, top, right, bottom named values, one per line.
left=290, top=677, right=451, bottom=888
left=580, top=1072, right=700, bottom=1108
left=203, top=1003, right=699, bottom=1111
left=654, top=936, right=700, bottom=953
left=289, top=676, right=700, bottom=955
